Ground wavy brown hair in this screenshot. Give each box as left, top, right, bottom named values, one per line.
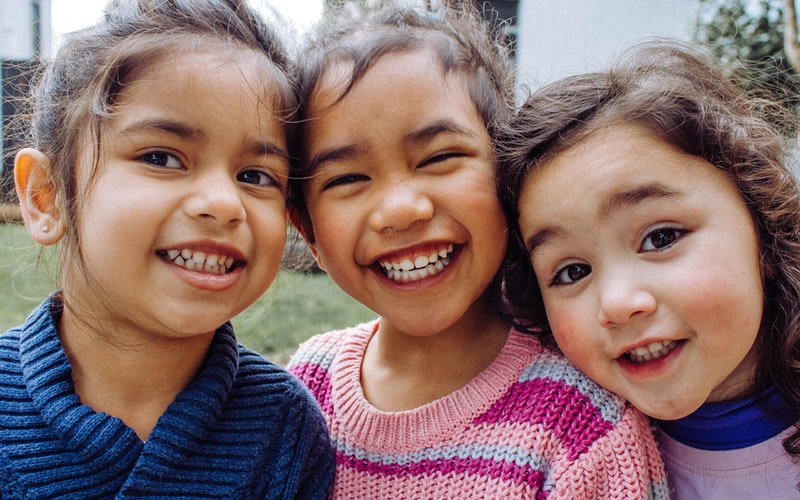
left=497, top=39, right=800, bottom=454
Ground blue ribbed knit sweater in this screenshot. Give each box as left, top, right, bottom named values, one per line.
left=0, top=294, right=335, bottom=499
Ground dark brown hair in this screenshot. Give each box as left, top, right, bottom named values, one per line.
left=497, top=39, right=800, bottom=454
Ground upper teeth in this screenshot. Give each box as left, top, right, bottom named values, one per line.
left=378, top=244, right=454, bottom=283
left=165, top=249, right=236, bottom=275
left=626, top=340, right=678, bottom=363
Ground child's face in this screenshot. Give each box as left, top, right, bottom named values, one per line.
left=67, top=45, right=290, bottom=340
left=301, top=49, right=507, bottom=336
left=517, top=124, right=764, bottom=420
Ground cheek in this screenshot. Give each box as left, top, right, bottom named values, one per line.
left=675, top=240, right=764, bottom=332
left=544, top=301, right=593, bottom=359
left=254, top=203, right=289, bottom=250
left=308, top=213, right=344, bottom=259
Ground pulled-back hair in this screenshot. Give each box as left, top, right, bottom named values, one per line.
left=497, top=39, right=800, bottom=455
left=288, top=0, right=515, bottom=186
left=17, top=0, right=296, bottom=272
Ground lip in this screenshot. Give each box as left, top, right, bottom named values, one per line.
left=158, top=240, right=247, bottom=292
left=616, top=339, right=686, bottom=378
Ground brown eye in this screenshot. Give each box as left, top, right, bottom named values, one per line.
left=238, top=169, right=276, bottom=187
left=140, top=151, right=182, bottom=169
left=552, top=263, right=591, bottom=285
left=322, top=174, right=369, bottom=190
left=641, top=227, right=685, bottom=252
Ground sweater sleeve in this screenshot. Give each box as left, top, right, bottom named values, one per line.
left=548, top=405, right=670, bottom=499
left=232, top=347, right=335, bottom=500
left=286, top=387, right=336, bottom=500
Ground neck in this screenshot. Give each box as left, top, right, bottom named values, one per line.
left=58, top=306, right=214, bottom=440
left=362, top=295, right=511, bottom=411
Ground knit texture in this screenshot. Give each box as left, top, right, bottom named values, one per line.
left=288, top=320, right=669, bottom=499
left=0, top=294, right=335, bottom=499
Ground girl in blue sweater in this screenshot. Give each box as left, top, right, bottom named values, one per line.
left=3, top=0, right=334, bottom=497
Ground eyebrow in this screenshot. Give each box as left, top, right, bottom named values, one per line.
left=524, top=227, right=565, bottom=256
left=403, top=119, right=476, bottom=147
left=524, top=183, right=683, bottom=255
left=119, top=119, right=204, bottom=140
left=243, top=138, right=289, bottom=160
left=306, top=119, right=476, bottom=174
left=119, top=119, right=288, bottom=159
left=600, top=183, right=682, bottom=217
left=307, top=143, right=364, bottom=174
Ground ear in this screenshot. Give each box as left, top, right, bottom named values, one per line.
left=287, top=206, right=326, bottom=272
left=14, top=148, right=64, bottom=246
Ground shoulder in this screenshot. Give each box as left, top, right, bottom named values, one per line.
left=229, top=344, right=330, bottom=436
left=0, top=325, right=21, bottom=357
left=285, top=321, right=377, bottom=417
left=287, top=320, right=376, bottom=376
left=511, top=338, right=667, bottom=497
left=500, top=332, right=649, bottom=454
left=1, top=295, right=55, bottom=345
left=234, top=343, right=317, bottom=405
left=515, top=333, right=629, bottom=424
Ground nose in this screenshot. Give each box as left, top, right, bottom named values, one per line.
left=186, top=170, right=246, bottom=226
left=368, top=179, right=434, bottom=234
left=597, top=268, right=657, bottom=328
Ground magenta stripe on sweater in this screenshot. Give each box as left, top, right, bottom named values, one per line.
left=288, top=362, right=334, bottom=416
left=475, top=378, right=614, bottom=459
left=337, top=450, right=547, bottom=491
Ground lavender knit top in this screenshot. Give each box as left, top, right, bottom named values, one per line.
left=288, top=320, right=669, bottom=499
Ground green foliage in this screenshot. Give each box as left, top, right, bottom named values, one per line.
left=0, top=222, right=375, bottom=365
left=324, top=0, right=367, bottom=13
left=0, top=223, right=54, bottom=329
left=694, top=0, right=800, bottom=129
left=232, top=271, right=376, bottom=364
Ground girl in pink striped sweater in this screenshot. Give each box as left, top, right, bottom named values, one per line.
left=286, top=1, right=667, bottom=497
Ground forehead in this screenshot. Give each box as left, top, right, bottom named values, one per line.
left=517, top=125, right=751, bottom=235
left=309, top=46, right=469, bottom=115
left=526, top=125, right=704, bottom=194
left=121, top=39, right=288, bottom=110
left=302, top=49, right=488, bottom=170
left=88, top=43, right=292, bottom=168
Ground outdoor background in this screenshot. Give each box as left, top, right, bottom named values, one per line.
left=1, top=0, right=798, bottom=362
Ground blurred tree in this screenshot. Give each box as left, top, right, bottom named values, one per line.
left=786, top=0, right=800, bottom=67
left=324, top=0, right=366, bottom=14
left=694, top=0, right=800, bottom=129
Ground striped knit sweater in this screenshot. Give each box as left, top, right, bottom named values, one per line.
left=0, top=294, right=335, bottom=499
left=288, top=320, right=670, bottom=499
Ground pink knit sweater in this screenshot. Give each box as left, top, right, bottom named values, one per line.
left=288, top=321, right=668, bottom=499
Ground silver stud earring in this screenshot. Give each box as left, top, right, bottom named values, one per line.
left=42, top=225, right=49, bottom=234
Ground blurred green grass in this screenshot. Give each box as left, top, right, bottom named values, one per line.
left=0, top=222, right=375, bottom=364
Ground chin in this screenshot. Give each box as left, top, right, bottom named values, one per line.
left=635, top=399, right=704, bottom=421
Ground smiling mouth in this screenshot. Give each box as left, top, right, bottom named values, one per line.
left=624, top=340, right=680, bottom=363
left=377, top=244, right=455, bottom=283
left=158, top=249, right=241, bottom=275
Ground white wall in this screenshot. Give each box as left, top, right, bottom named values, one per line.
left=516, top=0, right=700, bottom=89
left=0, top=0, right=37, bottom=60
